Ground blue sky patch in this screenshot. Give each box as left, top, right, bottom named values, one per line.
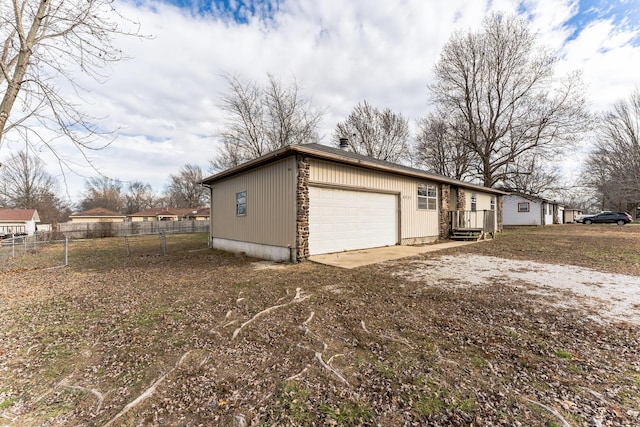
left=159, top=0, right=282, bottom=23
left=565, top=0, right=640, bottom=44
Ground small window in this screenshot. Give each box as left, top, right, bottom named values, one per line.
left=490, top=196, right=496, bottom=211
left=471, top=194, right=477, bottom=212
left=518, top=202, right=530, bottom=212
left=236, top=191, right=247, bottom=216
left=417, top=184, right=437, bottom=210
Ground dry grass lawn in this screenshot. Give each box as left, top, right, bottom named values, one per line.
left=1, top=226, right=639, bottom=426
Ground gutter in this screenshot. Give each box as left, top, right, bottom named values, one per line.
left=200, top=144, right=508, bottom=196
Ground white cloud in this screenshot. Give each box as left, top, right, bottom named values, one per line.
left=558, top=19, right=640, bottom=111
left=3, top=0, right=639, bottom=204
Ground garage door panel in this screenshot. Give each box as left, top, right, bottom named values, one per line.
left=308, top=187, right=397, bottom=255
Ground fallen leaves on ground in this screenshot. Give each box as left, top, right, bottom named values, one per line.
left=0, top=227, right=639, bottom=426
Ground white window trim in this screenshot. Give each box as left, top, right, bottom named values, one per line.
left=417, top=184, right=437, bottom=210
left=236, top=191, right=247, bottom=216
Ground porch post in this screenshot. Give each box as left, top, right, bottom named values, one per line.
left=456, top=188, right=466, bottom=229
left=440, top=184, right=451, bottom=238
left=456, top=188, right=466, bottom=210
left=497, top=195, right=503, bottom=232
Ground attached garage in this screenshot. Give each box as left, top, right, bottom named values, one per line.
left=308, top=187, right=398, bottom=255
left=202, top=143, right=505, bottom=262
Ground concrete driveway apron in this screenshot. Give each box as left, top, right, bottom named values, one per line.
left=308, top=241, right=481, bottom=269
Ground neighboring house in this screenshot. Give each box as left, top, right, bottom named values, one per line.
left=0, top=208, right=40, bottom=235
left=192, top=208, right=211, bottom=221
left=69, top=207, right=126, bottom=223
left=201, top=143, right=505, bottom=262
left=128, top=208, right=209, bottom=222
left=563, top=208, right=584, bottom=223
left=503, top=193, right=566, bottom=226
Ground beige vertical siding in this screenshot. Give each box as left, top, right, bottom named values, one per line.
left=464, top=190, right=498, bottom=231
left=211, top=157, right=297, bottom=246
left=309, top=159, right=440, bottom=239
left=468, top=191, right=493, bottom=211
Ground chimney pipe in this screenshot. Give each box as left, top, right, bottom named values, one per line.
left=339, top=137, right=349, bottom=150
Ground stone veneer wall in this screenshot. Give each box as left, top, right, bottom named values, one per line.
left=456, top=187, right=466, bottom=210
left=296, top=155, right=310, bottom=261
left=439, top=185, right=451, bottom=239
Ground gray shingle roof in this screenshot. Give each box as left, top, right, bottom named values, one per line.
left=202, top=143, right=506, bottom=195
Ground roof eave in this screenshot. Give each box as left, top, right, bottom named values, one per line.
left=201, top=145, right=293, bottom=185
left=292, top=145, right=507, bottom=195
left=201, top=145, right=507, bottom=195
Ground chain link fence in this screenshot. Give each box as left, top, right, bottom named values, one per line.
left=0, top=233, right=68, bottom=270
left=1, top=232, right=209, bottom=272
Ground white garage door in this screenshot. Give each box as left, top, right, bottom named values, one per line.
left=308, top=187, right=398, bottom=255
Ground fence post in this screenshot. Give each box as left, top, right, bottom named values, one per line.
left=125, top=236, right=130, bottom=257
left=160, top=232, right=167, bottom=256
left=64, top=236, right=69, bottom=266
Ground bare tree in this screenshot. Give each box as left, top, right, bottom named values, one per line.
left=334, top=100, right=410, bottom=163
left=584, top=88, right=640, bottom=214
left=427, top=12, right=590, bottom=188
left=414, top=112, right=475, bottom=180
left=211, top=73, right=323, bottom=171
left=124, top=181, right=157, bottom=214
left=165, top=164, right=207, bottom=208
left=79, top=177, right=123, bottom=212
left=0, top=149, right=70, bottom=222
left=0, top=0, right=141, bottom=155
left=500, top=154, right=562, bottom=197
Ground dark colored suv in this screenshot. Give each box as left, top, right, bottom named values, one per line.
left=580, top=211, right=633, bottom=225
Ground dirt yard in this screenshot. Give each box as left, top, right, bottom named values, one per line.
left=1, top=226, right=639, bottom=426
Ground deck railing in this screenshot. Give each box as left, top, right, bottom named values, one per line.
left=450, top=210, right=496, bottom=233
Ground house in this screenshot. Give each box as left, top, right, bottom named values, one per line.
left=502, top=192, right=566, bottom=226
left=69, top=207, right=126, bottom=223
left=201, top=143, right=505, bottom=262
left=191, top=207, right=211, bottom=221
left=128, top=208, right=208, bottom=222
left=563, top=207, right=584, bottom=223
left=0, top=208, right=40, bottom=235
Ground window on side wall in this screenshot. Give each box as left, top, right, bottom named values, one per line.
left=236, top=191, right=247, bottom=216
left=417, top=184, right=437, bottom=210
left=471, top=193, right=477, bottom=211
left=490, top=196, right=496, bottom=211
left=518, top=202, right=530, bottom=212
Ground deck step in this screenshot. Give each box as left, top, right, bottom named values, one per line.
left=450, top=229, right=483, bottom=241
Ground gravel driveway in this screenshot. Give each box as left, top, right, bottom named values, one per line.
left=391, top=254, right=640, bottom=325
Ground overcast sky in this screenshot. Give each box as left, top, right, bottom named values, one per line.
left=3, top=0, right=640, bottom=204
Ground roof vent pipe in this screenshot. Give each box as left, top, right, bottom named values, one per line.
left=339, top=137, right=349, bottom=150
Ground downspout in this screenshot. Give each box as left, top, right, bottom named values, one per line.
left=201, top=183, right=213, bottom=248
